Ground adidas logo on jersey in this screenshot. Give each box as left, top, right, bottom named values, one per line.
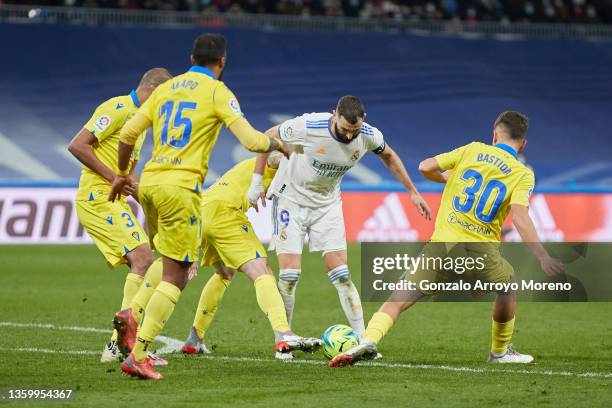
left=357, top=193, right=419, bottom=242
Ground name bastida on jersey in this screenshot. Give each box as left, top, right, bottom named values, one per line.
left=270, top=112, right=386, bottom=207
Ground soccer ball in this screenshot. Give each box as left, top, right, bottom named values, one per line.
left=321, top=324, right=360, bottom=360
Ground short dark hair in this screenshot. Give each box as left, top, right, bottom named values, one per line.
left=336, top=95, right=365, bottom=125
left=192, top=33, right=226, bottom=67
left=494, top=111, right=529, bottom=140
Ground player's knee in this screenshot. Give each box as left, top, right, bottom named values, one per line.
left=279, top=269, right=301, bottom=292
left=128, top=246, right=155, bottom=276
left=323, top=251, right=348, bottom=271
left=240, top=257, right=269, bottom=280
left=215, top=267, right=235, bottom=281
left=278, top=253, right=302, bottom=270
left=496, top=275, right=517, bottom=299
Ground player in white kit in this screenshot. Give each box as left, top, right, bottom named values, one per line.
left=248, top=96, right=432, bottom=340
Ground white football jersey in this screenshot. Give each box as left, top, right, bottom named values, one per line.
left=269, top=112, right=386, bottom=208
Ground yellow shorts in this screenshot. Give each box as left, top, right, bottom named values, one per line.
left=76, top=197, right=148, bottom=268
left=139, top=184, right=201, bottom=263
left=201, top=201, right=266, bottom=270
left=408, top=242, right=514, bottom=296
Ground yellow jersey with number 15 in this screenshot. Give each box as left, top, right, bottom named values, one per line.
left=136, top=66, right=244, bottom=192
left=431, top=142, right=535, bottom=243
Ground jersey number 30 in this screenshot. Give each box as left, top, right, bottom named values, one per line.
left=453, top=169, right=507, bottom=223
left=159, top=101, right=197, bottom=148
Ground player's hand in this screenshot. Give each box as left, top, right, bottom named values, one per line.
left=247, top=174, right=265, bottom=212
left=410, top=192, right=432, bottom=220
left=539, top=255, right=564, bottom=277
left=270, top=136, right=290, bottom=159
left=279, top=143, right=291, bottom=159
left=187, top=262, right=199, bottom=281
left=108, top=175, right=129, bottom=202
left=123, top=174, right=140, bottom=203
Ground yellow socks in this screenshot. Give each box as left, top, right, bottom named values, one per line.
left=491, top=317, right=515, bottom=354
left=193, top=273, right=231, bottom=339
left=130, top=258, right=163, bottom=324
left=254, top=274, right=290, bottom=333
left=132, top=281, right=181, bottom=361
left=363, top=312, right=395, bottom=344
left=111, top=273, right=143, bottom=342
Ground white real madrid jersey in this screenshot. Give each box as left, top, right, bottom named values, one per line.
left=269, top=112, right=386, bottom=208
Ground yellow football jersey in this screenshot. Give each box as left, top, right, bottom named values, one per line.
left=431, top=142, right=535, bottom=242
left=202, top=157, right=277, bottom=212
left=76, top=91, right=145, bottom=201
left=136, top=66, right=244, bottom=192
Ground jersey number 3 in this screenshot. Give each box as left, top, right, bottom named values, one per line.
left=159, top=101, right=197, bottom=148
left=453, top=169, right=507, bottom=223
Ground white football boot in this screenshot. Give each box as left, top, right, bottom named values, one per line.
left=275, top=335, right=323, bottom=358
left=100, top=340, right=121, bottom=363
left=275, top=351, right=294, bottom=361
left=328, top=341, right=378, bottom=367
left=488, top=344, right=534, bottom=364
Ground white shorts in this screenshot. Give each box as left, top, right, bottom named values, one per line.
left=269, top=195, right=347, bottom=255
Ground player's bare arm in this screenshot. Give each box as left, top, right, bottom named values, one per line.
left=108, top=112, right=149, bottom=202
left=379, top=145, right=432, bottom=220
left=68, top=129, right=116, bottom=184
left=247, top=125, right=288, bottom=211
left=126, top=161, right=139, bottom=201
left=511, top=204, right=564, bottom=277
left=418, top=157, right=451, bottom=183
left=248, top=149, right=271, bottom=212
left=108, top=140, right=135, bottom=202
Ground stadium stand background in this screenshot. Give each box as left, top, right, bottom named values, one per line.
left=0, top=16, right=611, bottom=190
left=4, top=1, right=612, bottom=23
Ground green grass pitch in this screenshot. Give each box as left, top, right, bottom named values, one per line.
left=1, top=244, right=611, bottom=407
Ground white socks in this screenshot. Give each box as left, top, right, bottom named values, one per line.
left=278, top=265, right=366, bottom=338
left=278, top=269, right=301, bottom=325
left=327, top=265, right=365, bottom=337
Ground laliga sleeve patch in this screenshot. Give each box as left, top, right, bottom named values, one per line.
left=229, top=98, right=242, bottom=115
left=93, top=115, right=112, bottom=132
left=283, top=126, right=293, bottom=139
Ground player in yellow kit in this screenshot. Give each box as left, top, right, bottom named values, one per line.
left=68, top=68, right=172, bottom=363
left=108, top=33, right=287, bottom=380
left=180, top=153, right=322, bottom=358
left=330, top=111, right=564, bottom=367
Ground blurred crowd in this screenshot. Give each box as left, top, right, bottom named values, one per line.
left=6, top=0, right=612, bottom=23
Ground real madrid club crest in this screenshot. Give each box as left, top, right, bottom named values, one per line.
left=351, top=150, right=360, bottom=161
left=280, top=227, right=288, bottom=241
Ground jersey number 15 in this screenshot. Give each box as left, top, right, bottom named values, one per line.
left=159, top=101, right=197, bottom=148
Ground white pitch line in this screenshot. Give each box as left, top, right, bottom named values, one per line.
left=2, top=321, right=612, bottom=379
left=0, top=347, right=98, bottom=355
left=0, top=321, right=182, bottom=356
left=0, top=321, right=109, bottom=334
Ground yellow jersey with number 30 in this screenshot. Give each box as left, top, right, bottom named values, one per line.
left=76, top=91, right=145, bottom=201
left=431, top=142, right=535, bottom=242
left=136, top=66, right=244, bottom=192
